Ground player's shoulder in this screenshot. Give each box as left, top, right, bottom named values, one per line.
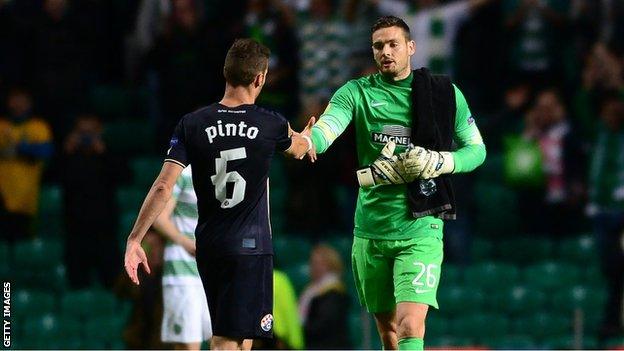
left=348, top=74, right=377, bottom=89
left=182, top=103, right=219, bottom=122
left=252, top=105, right=288, bottom=126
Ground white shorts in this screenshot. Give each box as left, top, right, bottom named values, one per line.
left=161, top=284, right=212, bottom=343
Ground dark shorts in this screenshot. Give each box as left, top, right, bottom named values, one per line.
left=196, top=254, right=274, bottom=339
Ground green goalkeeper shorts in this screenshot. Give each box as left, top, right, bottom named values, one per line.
left=351, top=230, right=444, bottom=313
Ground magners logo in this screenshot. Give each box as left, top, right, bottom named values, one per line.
left=371, top=125, right=411, bottom=146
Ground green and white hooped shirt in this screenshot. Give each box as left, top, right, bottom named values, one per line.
left=162, top=166, right=202, bottom=286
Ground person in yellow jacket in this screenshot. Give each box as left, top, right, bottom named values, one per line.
left=272, top=270, right=305, bottom=349
left=0, top=88, right=53, bottom=241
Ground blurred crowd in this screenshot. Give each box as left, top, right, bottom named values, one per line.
left=1, top=0, right=624, bottom=347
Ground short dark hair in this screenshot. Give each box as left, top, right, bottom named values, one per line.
left=371, top=16, right=411, bottom=39
left=223, top=39, right=271, bottom=87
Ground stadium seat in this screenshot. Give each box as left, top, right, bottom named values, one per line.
left=13, top=290, right=56, bottom=318
left=497, top=237, right=553, bottom=263
left=464, top=261, right=519, bottom=291
left=512, top=312, right=570, bottom=338
left=130, top=156, right=163, bottom=189
left=450, top=313, right=509, bottom=339
left=425, top=312, right=449, bottom=339
left=90, top=85, right=134, bottom=120
left=13, top=238, right=63, bottom=268
left=606, top=336, right=624, bottom=348
left=473, top=182, right=519, bottom=237
left=0, top=241, right=8, bottom=267
left=283, top=263, right=309, bottom=295
left=84, top=315, right=126, bottom=341
left=427, top=336, right=475, bottom=348
left=24, top=313, right=61, bottom=339
left=273, top=236, right=312, bottom=268
left=541, top=335, right=598, bottom=350
left=10, top=263, right=67, bottom=292
left=471, top=238, right=493, bottom=262
left=524, top=261, right=581, bottom=291
left=485, top=335, right=537, bottom=350
left=116, top=186, right=145, bottom=214
left=61, top=289, right=117, bottom=320
left=104, top=120, right=155, bottom=155
left=37, top=185, right=64, bottom=237
left=558, top=235, right=597, bottom=264
left=437, top=285, right=485, bottom=315
left=489, top=284, right=546, bottom=315
left=551, top=285, right=607, bottom=330
left=440, top=264, right=462, bottom=287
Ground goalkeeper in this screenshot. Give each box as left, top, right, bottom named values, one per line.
left=307, top=16, right=486, bottom=350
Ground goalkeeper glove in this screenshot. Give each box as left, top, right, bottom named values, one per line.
left=400, top=146, right=454, bottom=179
left=356, top=141, right=414, bottom=187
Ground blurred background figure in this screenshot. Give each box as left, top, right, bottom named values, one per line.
left=60, top=114, right=123, bottom=289
left=0, top=87, right=53, bottom=242
left=587, top=91, right=624, bottom=339
left=299, top=244, right=351, bottom=349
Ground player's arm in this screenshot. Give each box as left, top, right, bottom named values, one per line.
left=125, top=162, right=184, bottom=284
left=449, top=84, right=486, bottom=173
left=152, top=196, right=196, bottom=256
left=309, top=82, right=356, bottom=155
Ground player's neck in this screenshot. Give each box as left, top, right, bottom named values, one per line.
left=393, top=67, right=412, bottom=81
left=220, top=85, right=257, bottom=107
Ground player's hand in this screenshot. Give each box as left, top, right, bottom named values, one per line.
left=301, top=116, right=317, bottom=162
left=179, top=236, right=196, bottom=257
left=400, top=145, right=455, bottom=179
left=356, top=141, right=413, bottom=187
left=124, top=239, right=151, bottom=285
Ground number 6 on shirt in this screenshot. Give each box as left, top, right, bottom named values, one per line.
left=211, top=147, right=247, bottom=208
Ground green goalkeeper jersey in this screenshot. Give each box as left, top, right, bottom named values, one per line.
left=311, top=72, right=486, bottom=240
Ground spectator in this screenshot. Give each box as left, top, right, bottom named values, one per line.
left=0, top=88, right=53, bottom=242
left=503, top=0, right=570, bottom=86
left=516, top=88, right=585, bottom=235
left=60, top=114, right=125, bottom=288
left=245, top=0, right=300, bottom=118
left=148, top=0, right=228, bottom=149
left=587, top=92, right=624, bottom=339
left=296, top=0, right=354, bottom=106
left=376, top=0, right=494, bottom=74
left=485, top=80, right=533, bottom=153
left=299, top=244, right=351, bottom=349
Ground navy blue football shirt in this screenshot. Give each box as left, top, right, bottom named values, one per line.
left=165, top=103, right=291, bottom=256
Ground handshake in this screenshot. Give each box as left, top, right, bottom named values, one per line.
left=356, top=142, right=454, bottom=187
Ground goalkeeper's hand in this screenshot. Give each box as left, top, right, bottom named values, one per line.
left=399, top=146, right=455, bottom=179
left=356, top=141, right=414, bottom=187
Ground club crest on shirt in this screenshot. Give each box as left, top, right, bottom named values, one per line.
left=260, top=314, right=273, bottom=332
left=371, top=125, right=411, bottom=146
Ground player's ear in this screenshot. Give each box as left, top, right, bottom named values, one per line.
left=408, top=39, right=415, bottom=56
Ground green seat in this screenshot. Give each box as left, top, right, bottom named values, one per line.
left=273, top=236, right=312, bottom=268
left=24, top=313, right=61, bottom=339
left=559, top=235, right=597, bottom=263
left=438, top=285, right=485, bottom=315
left=62, top=289, right=117, bottom=320
left=489, top=285, right=546, bottom=315
left=11, top=263, right=67, bottom=292
left=14, top=238, right=63, bottom=268
left=91, top=85, right=134, bottom=120
left=486, top=335, right=536, bottom=349
left=425, top=313, right=449, bottom=339
left=513, top=313, right=570, bottom=338
left=474, top=182, right=519, bottom=237
left=440, top=264, right=462, bottom=288
left=84, top=315, right=126, bottom=341
left=58, top=316, right=84, bottom=339
left=497, top=237, right=553, bottom=263
left=552, top=285, right=607, bottom=314
left=541, top=335, right=598, bottom=349
left=606, top=337, right=624, bottom=348
left=464, top=261, right=519, bottom=290
left=116, top=186, right=145, bottom=214
left=427, top=336, right=475, bottom=348
left=13, top=290, right=56, bottom=318
left=37, top=185, right=64, bottom=236
left=130, top=156, right=163, bottom=189
left=104, top=120, right=155, bottom=155
left=471, top=238, right=493, bottom=262
left=524, top=261, right=581, bottom=291
left=283, top=263, right=309, bottom=295
left=450, top=313, right=509, bottom=339
left=0, top=241, right=8, bottom=267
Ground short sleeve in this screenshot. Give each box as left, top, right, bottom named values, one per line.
left=164, top=117, right=189, bottom=168
left=275, top=116, right=292, bottom=152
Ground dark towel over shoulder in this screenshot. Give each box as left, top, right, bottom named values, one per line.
left=407, top=68, right=457, bottom=220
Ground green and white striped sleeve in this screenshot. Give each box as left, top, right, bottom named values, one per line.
left=311, top=82, right=356, bottom=153
left=451, top=84, right=486, bottom=173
